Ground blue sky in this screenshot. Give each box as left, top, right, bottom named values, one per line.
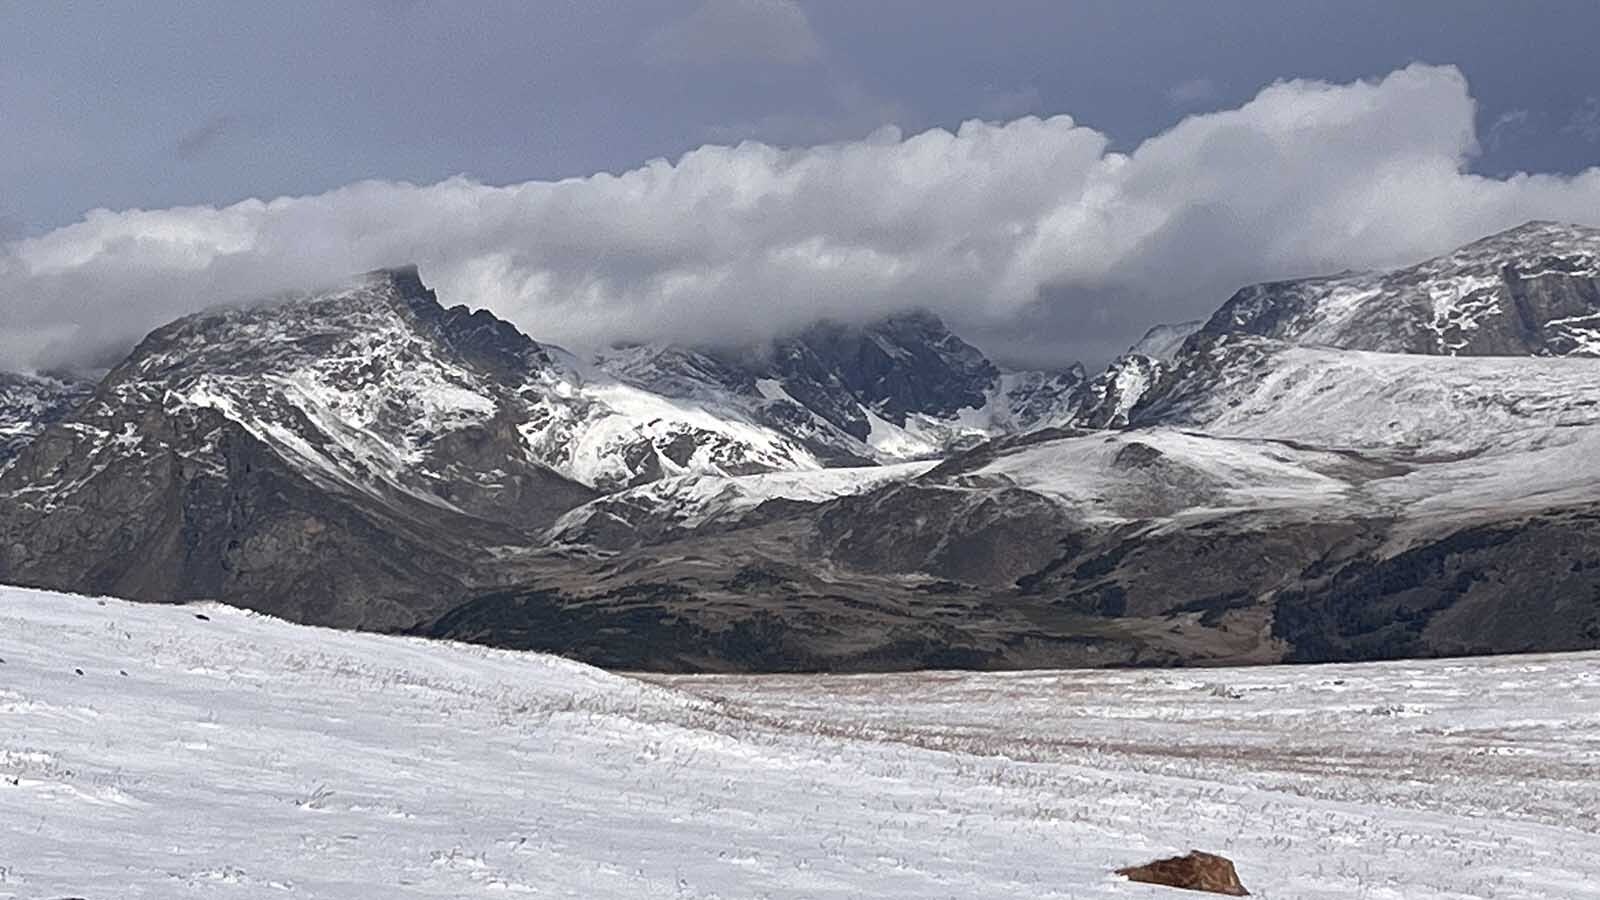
left=7, top=1, right=1599, bottom=234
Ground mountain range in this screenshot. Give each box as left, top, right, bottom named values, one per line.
left=4, top=220, right=1600, bottom=671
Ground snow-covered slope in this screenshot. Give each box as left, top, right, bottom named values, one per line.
left=546, top=460, right=939, bottom=548
left=883, top=338, right=1600, bottom=552
left=3, top=586, right=1597, bottom=899
left=1114, top=336, right=1600, bottom=526
left=519, top=352, right=829, bottom=490
left=1199, top=220, right=1600, bottom=356
left=961, top=428, right=1363, bottom=524
left=1149, top=337, right=1600, bottom=448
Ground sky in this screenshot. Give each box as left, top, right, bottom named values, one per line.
left=5, top=1, right=1600, bottom=373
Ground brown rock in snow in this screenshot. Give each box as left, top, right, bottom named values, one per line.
left=1116, top=850, right=1249, bottom=895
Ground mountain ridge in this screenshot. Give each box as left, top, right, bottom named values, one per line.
left=5, top=221, right=1600, bottom=670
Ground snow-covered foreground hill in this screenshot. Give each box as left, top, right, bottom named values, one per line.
left=3, top=587, right=1598, bottom=899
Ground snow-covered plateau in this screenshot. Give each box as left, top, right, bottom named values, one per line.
left=3, top=586, right=1597, bottom=899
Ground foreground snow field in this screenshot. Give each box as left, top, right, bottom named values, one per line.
left=2, top=587, right=1598, bottom=898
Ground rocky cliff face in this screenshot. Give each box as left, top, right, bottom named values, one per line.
left=771, top=311, right=1001, bottom=428
left=0, top=372, right=94, bottom=466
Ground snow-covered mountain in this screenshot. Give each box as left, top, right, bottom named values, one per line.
left=420, top=222, right=1600, bottom=669
left=6, top=221, right=1600, bottom=671
left=0, top=269, right=602, bottom=627
left=575, top=311, right=1089, bottom=486
left=0, top=266, right=1088, bottom=630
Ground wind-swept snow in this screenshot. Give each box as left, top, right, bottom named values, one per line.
left=3, top=587, right=1597, bottom=898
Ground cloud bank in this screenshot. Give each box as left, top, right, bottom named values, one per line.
left=6, top=63, right=1600, bottom=374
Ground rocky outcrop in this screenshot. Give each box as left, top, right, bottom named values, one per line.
left=1074, top=353, right=1167, bottom=429
left=1117, top=851, right=1250, bottom=896
left=0, top=372, right=94, bottom=465
left=772, top=310, right=1001, bottom=428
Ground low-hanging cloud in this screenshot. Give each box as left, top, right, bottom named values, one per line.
left=6, top=63, right=1600, bottom=375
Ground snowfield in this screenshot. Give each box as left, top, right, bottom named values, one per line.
left=2, top=586, right=1598, bottom=899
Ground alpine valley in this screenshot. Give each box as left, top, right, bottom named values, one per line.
left=5, top=221, right=1600, bottom=672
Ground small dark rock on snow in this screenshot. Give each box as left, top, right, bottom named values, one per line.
left=1116, top=850, right=1250, bottom=895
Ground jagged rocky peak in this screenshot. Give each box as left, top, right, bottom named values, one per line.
left=79, top=264, right=601, bottom=531
left=580, top=308, right=1091, bottom=469
left=0, top=265, right=598, bottom=627
left=374, top=266, right=569, bottom=381
left=1196, top=220, right=1600, bottom=357
left=773, top=309, right=1001, bottom=427
left=994, top=364, right=1089, bottom=428
left=126, top=265, right=561, bottom=387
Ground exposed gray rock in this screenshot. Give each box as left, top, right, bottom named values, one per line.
left=0, top=372, right=95, bottom=466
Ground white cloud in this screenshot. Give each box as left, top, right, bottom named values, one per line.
left=6, top=63, right=1600, bottom=374
left=644, top=0, right=821, bottom=67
